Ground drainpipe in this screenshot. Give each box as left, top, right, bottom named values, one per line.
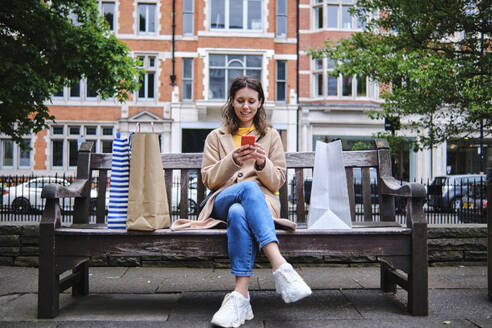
left=170, top=0, right=176, bottom=86
left=296, top=0, right=300, bottom=152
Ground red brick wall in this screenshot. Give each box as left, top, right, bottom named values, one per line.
left=33, top=130, right=47, bottom=170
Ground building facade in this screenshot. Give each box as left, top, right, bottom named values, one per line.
left=1, top=0, right=489, bottom=180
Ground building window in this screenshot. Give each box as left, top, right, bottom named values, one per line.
left=1, top=140, right=13, bottom=168
left=312, top=58, right=369, bottom=98
left=101, top=140, right=113, bottom=153
left=313, top=59, right=323, bottom=96
left=18, top=140, right=31, bottom=168
left=357, top=74, right=367, bottom=97
left=101, top=1, right=115, bottom=31
left=50, top=124, right=114, bottom=170
left=52, top=79, right=105, bottom=101
left=54, top=86, right=64, bottom=98
left=102, top=126, right=114, bottom=136
left=211, top=0, right=262, bottom=31
left=326, top=58, right=337, bottom=96
left=52, top=140, right=64, bottom=168
left=183, top=0, right=194, bottom=34
left=182, top=58, right=193, bottom=100
left=313, top=0, right=362, bottom=30
left=86, top=80, right=98, bottom=99
left=0, top=139, right=32, bottom=169
left=70, top=80, right=81, bottom=98
left=276, top=0, right=287, bottom=38
left=137, top=55, right=156, bottom=100
left=138, top=3, right=156, bottom=33
left=209, top=54, right=262, bottom=99
left=276, top=60, right=287, bottom=102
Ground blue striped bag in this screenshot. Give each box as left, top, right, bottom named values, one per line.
left=107, top=132, right=132, bottom=229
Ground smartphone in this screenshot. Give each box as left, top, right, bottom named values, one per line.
left=241, top=135, right=256, bottom=146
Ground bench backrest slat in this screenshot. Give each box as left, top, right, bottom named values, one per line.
left=90, top=150, right=378, bottom=170
left=87, top=145, right=388, bottom=223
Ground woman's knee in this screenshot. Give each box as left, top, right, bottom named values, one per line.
left=239, top=180, right=262, bottom=195
left=227, top=203, right=246, bottom=226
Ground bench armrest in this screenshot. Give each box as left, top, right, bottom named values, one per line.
left=380, top=176, right=426, bottom=226
left=379, top=176, right=426, bottom=199
left=41, top=179, right=91, bottom=200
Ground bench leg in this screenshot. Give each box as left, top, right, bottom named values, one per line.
left=38, top=265, right=60, bottom=318
left=380, top=261, right=397, bottom=293
left=38, top=221, right=59, bottom=318
left=72, top=261, right=89, bottom=297
left=408, top=223, right=428, bottom=316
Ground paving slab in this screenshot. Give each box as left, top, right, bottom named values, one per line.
left=429, top=266, right=488, bottom=289
left=0, top=265, right=490, bottom=328
left=263, top=319, right=481, bottom=328
left=167, top=291, right=263, bottom=327
left=155, top=268, right=260, bottom=292
left=0, top=266, right=38, bottom=295
left=251, top=290, right=360, bottom=321
left=0, top=292, right=180, bottom=322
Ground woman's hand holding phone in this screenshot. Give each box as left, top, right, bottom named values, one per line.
left=233, top=136, right=266, bottom=169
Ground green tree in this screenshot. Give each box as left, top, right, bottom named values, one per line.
left=310, top=0, right=491, bottom=150
left=0, top=0, right=141, bottom=148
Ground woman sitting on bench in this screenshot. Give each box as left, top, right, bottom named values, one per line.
left=200, top=76, right=312, bottom=327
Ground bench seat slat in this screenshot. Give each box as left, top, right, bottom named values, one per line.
left=55, top=232, right=411, bottom=258
left=56, top=227, right=411, bottom=235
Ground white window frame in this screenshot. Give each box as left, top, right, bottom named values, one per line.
left=136, top=54, right=157, bottom=101
left=69, top=79, right=82, bottom=99
left=1, top=139, right=14, bottom=169
left=137, top=2, right=157, bottom=34
left=18, top=139, right=32, bottom=169
left=85, top=78, right=99, bottom=100
left=312, top=58, right=370, bottom=99
left=0, top=138, right=33, bottom=169
left=99, top=1, right=116, bottom=32
left=276, top=60, right=287, bottom=102
left=276, top=0, right=287, bottom=38
left=208, top=53, right=263, bottom=100
left=313, top=0, right=363, bottom=31
left=210, top=0, right=263, bottom=32
left=182, top=58, right=194, bottom=101
left=183, top=0, right=194, bottom=35
left=50, top=124, right=115, bottom=170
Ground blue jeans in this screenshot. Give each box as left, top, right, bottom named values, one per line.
left=211, top=181, right=278, bottom=276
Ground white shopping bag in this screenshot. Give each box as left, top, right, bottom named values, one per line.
left=307, top=140, right=352, bottom=229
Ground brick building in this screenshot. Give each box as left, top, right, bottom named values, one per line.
left=1, top=0, right=489, bottom=180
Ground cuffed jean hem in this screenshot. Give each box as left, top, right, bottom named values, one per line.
left=231, top=270, right=253, bottom=277
left=258, top=237, right=279, bottom=251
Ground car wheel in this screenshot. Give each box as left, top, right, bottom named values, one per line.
left=12, top=197, right=31, bottom=214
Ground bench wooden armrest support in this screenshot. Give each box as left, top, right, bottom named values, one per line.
left=41, top=179, right=91, bottom=200
left=37, top=139, right=429, bottom=318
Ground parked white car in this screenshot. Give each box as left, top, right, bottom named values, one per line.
left=2, top=177, right=102, bottom=214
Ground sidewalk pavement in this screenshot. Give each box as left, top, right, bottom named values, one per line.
left=0, top=265, right=490, bottom=328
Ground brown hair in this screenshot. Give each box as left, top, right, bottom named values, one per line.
left=222, top=76, right=269, bottom=136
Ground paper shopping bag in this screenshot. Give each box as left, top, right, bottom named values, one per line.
left=107, top=132, right=132, bottom=229
left=127, top=133, right=170, bottom=231
left=307, top=140, right=352, bottom=229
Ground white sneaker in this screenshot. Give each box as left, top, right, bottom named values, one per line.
left=211, top=291, right=254, bottom=328
left=273, top=263, right=312, bottom=303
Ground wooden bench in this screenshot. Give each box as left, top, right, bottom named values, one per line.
left=38, top=139, right=428, bottom=318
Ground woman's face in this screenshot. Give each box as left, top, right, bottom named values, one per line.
left=232, top=87, right=260, bottom=128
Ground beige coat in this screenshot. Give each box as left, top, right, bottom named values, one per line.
left=171, top=126, right=296, bottom=231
